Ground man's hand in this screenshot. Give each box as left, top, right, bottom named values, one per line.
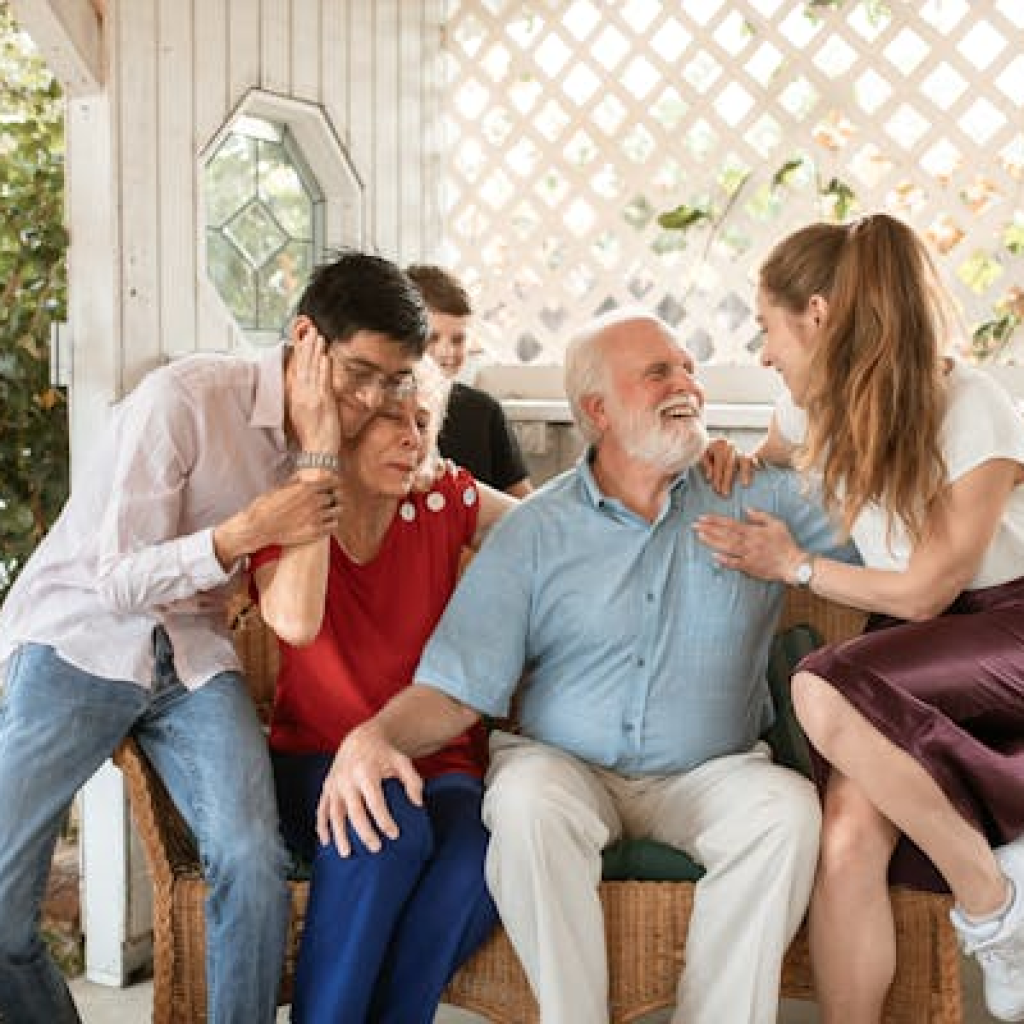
left=289, top=329, right=342, bottom=455
left=699, top=438, right=760, bottom=496
left=213, top=477, right=342, bottom=569
left=693, top=507, right=803, bottom=582
left=316, top=719, right=424, bottom=857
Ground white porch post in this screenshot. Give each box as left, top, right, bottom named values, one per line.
left=80, top=764, right=153, bottom=984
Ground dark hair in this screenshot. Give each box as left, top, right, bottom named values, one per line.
left=405, top=264, right=473, bottom=317
left=296, top=249, right=428, bottom=356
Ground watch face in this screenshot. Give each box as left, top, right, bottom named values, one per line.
left=795, top=560, right=813, bottom=585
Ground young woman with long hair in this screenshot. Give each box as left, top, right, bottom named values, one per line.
left=696, top=213, right=1024, bottom=1023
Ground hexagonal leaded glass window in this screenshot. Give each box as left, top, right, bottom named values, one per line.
left=204, top=116, right=322, bottom=344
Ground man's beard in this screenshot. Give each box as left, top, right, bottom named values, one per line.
left=609, top=394, right=709, bottom=474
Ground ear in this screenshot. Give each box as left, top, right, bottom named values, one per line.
left=580, top=393, right=607, bottom=435
left=290, top=314, right=318, bottom=346
left=806, top=294, right=829, bottom=328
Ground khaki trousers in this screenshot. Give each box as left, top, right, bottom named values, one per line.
left=482, top=732, right=821, bottom=1024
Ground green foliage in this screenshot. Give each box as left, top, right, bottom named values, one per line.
left=656, top=203, right=712, bottom=233
left=805, top=0, right=890, bottom=23
left=820, top=176, right=857, bottom=221
left=971, top=313, right=1021, bottom=360
left=0, top=0, right=68, bottom=599
left=972, top=288, right=1024, bottom=360
left=658, top=137, right=1018, bottom=362
left=1004, top=221, right=1024, bottom=257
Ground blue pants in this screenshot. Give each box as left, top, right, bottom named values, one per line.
left=0, top=638, right=292, bottom=1024
left=274, top=754, right=498, bottom=1024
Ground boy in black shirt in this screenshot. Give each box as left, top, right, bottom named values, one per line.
left=406, top=265, right=533, bottom=497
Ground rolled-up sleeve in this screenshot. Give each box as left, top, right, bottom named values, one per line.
left=96, top=376, right=235, bottom=612
left=415, top=509, right=535, bottom=716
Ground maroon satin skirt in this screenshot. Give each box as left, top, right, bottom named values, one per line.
left=799, top=575, right=1024, bottom=892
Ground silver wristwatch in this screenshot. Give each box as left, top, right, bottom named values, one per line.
left=294, top=450, right=341, bottom=473
left=792, top=555, right=815, bottom=587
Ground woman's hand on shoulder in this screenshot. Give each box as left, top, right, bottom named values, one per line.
left=699, top=437, right=761, bottom=496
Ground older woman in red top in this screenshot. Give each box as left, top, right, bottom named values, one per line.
left=251, top=342, right=514, bottom=1024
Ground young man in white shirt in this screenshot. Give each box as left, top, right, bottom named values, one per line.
left=0, top=250, right=428, bottom=1024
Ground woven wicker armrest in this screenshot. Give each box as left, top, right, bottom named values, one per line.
left=113, top=737, right=202, bottom=882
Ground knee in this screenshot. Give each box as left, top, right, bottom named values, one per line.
left=484, top=775, right=576, bottom=846
left=761, top=772, right=822, bottom=868
left=483, top=778, right=606, bottom=889
left=817, top=802, right=895, bottom=889
left=335, top=780, right=433, bottom=864
left=202, top=816, right=291, bottom=889
left=791, top=670, right=845, bottom=756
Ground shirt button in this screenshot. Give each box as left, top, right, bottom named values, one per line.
left=624, top=723, right=634, bottom=733
left=646, top=592, right=654, bottom=602
left=636, top=656, right=645, bottom=667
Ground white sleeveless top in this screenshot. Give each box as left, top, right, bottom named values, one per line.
left=775, top=363, right=1024, bottom=589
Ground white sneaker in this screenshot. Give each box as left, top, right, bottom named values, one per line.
left=951, top=841, right=1024, bottom=1022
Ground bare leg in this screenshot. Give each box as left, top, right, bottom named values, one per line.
left=792, top=670, right=1008, bottom=916
left=810, top=772, right=899, bottom=1024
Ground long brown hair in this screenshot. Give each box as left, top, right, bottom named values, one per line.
left=760, top=215, right=952, bottom=544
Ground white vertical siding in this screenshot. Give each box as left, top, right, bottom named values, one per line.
left=261, top=0, right=291, bottom=95
left=397, top=0, right=423, bottom=263
left=347, top=0, right=376, bottom=245
left=320, top=0, right=350, bottom=149
left=115, top=0, right=161, bottom=386
left=226, top=0, right=260, bottom=109
left=156, top=0, right=195, bottom=359
left=290, top=0, right=320, bottom=103
left=194, top=0, right=230, bottom=149
left=371, top=0, right=400, bottom=256
left=98, top=0, right=441, bottom=385
left=194, top=0, right=235, bottom=354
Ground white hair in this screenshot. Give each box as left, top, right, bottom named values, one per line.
left=411, top=354, right=451, bottom=462
left=563, top=308, right=677, bottom=443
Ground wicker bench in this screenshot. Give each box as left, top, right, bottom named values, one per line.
left=113, top=588, right=963, bottom=1023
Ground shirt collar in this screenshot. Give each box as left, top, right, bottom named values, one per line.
left=250, top=344, right=288, bottom=433
left=577, top=447, right=692, bottom=513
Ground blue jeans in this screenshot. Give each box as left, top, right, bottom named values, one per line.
left=0, top=637, right=292, bottom=1024
left=274, top=754, right=497, bottom=1024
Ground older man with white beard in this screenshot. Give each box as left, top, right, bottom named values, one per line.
left=315, top=310, right=856, bottom=1024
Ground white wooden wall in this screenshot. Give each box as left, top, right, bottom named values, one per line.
left=104, top=0, right=445, bottom=381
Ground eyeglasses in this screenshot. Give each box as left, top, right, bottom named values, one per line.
left=330, top=353, right=418, bottom=408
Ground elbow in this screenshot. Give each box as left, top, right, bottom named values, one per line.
left=260, top=605, right=323, bottom=648
left=278, top=624, right=321, bottom=648
left=453, top=699, right=482, bottom=732
left=902, top=600, right=944, bottom=623
left=422, top=686, right=482, bottom=733
left=900, top=579, right=967, bottom=622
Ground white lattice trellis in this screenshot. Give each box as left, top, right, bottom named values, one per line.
left=439, top=0, right=1024, bottom=366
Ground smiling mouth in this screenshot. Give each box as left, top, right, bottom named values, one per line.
left=659, top=398, right=700, bottom=421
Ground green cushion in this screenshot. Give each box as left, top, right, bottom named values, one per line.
left=599, top=624, right=823, bottom=883
left=761, top=623, right=821, bottom=779
left=602, top=837, right=705, bottom=881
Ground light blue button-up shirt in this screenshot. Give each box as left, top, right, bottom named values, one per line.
left=416, top=456, right=856, bottom=776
